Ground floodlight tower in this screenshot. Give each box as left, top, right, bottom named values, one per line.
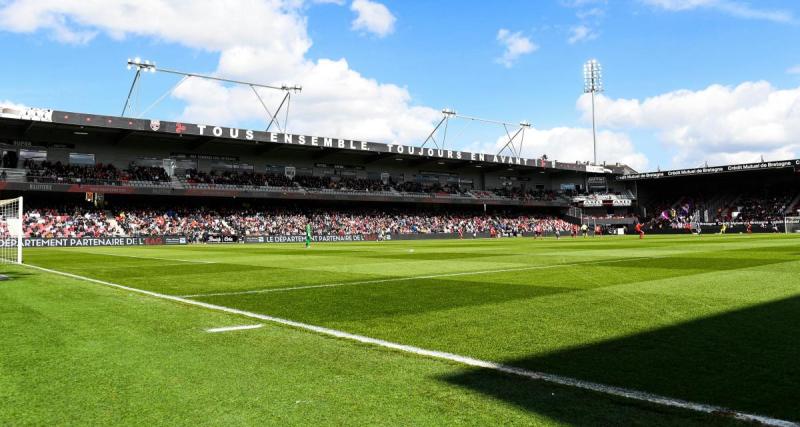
left=122, top=58, right=302, bottom=132
left=122, top=57, right=157, bottom=117
left=583, top=59, right=604, bottom=165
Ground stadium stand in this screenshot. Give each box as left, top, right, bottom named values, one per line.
left=3, top=107, right=800, bottom=241
left=21, top=204, right=573, bottom=241
left=638, top=185, right=800, bottom=229
left=22, top=161, right=595, bottom=202
left=723, top=187, right=796, bottom=223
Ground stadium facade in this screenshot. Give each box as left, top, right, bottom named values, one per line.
left=0, top=107, right=633, bottom=204
left=0, top=109, right=632, bottom=208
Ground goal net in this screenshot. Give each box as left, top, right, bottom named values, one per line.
left=0, top=197, right=23, bottom=264
left=785, top=216, right=800, bottom=234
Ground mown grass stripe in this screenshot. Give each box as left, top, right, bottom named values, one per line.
left=77, top=251, right=217, bottom=264
left=22, top=262, right=797, bottom=427
left=179, top=255, right=666, bottom=298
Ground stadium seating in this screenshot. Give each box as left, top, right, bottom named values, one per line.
left=643, top=185, right=800, bottom=229
left=733, top=193, right=794, bottom=222
left=23, top=161, right=581, bottom=203
left=25, top=161, right=170, bottom=185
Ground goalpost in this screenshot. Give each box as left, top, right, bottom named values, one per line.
left=0, top=197, right=23, bottom=264
left=785, top=216, right=800, bottom=234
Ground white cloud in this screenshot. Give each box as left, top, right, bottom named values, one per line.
left=568, top=25, right=598, bottom=44
left=788, top=65, right=800, bottom=75
left=577, top=81, right=800, bottom=166
left=495, top=29, right=537, bottom=68
left=0, top=0, right=437, bottom=145
left=561, top=0, right=605, bottom=45
left=576, top=7, right=605, bottom=20
left=473, top=126, right=648, bottom=171
left=173, top=57, right=439, bottom=143
left=521, top=127, right=648, bottom=171
left=0, top=100, right=28, bottom=110
left=350, top=0, right=396, bottom=38
left=0, top=1, right=313, bottom=53
left=640, top=0, right=794, bottom=23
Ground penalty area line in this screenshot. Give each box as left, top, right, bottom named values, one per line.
left=21, top=262, right=796, bottom=427
left=206, top=324, right=263, bottom=333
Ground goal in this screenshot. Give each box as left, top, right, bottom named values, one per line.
left=785, top=216, right=800, bottom=234
left=0, top=196, right=23, bottom=264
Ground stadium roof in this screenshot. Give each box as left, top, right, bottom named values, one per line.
left=618, top=159, right=800, bottom=181
left=0, top=107, right=634, bottom=175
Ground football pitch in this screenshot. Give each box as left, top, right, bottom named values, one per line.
left=2, top=234, right=799, bottom=425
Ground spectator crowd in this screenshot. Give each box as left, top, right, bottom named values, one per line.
left=735, top=193, right=794, bottom=223
left=25, top=161, right=170, bottom=185
left=21, top=205, right=573, bottom=241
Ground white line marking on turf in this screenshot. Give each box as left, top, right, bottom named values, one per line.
left=22, top=263, right=796, bottom=427
left=85, top=252, right=216, bottom=264
left=179, top=255, right=662, bottom=298
left=206, top=324, right=263, bottom=333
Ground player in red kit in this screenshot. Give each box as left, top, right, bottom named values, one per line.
left=635, top=222, right=644, bottom=239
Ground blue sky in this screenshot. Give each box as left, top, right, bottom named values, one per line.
left=1, top=0, right=799, bottom=171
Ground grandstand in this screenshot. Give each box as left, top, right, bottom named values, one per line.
left=0, top=106, right=640, bottom=242
left=1, top=106, right=799, bottom=242
left=622, top=161, right=800, bottom=233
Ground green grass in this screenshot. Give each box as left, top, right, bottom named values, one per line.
left=3, top=234, right=800, bottom=425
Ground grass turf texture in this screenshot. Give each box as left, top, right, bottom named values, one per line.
left=3, top=234, right=799, bottom=425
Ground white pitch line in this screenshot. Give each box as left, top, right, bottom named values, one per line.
left=206, top=324, right=263, bottom=333
left=180, top=255, right=660, bottom=298
left=21, top=262, right=797, bottom=427
left=84, top=252, right=216, bottom=264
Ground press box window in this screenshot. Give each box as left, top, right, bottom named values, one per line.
left=69, top=153, right=95, bottom=166
left=19, top=149, right=47, bottom=163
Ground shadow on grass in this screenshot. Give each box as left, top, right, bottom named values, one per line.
left=0, top=269, right=34, bottom=278
left=440, top=295, right=800, bottom=423
left=198, top=252, right=796, bottom=322
left=205, top=280, right=579, bottom=322
left=441, top=368, right=742, bottom=426
left=613, top=255, right=790, bottom=271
